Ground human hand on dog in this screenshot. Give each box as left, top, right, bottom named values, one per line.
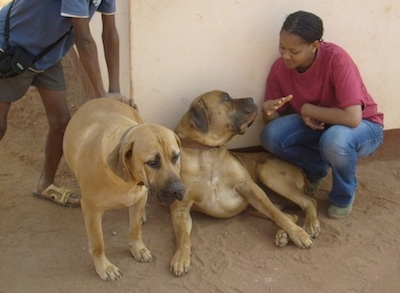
left=106, top=93, right=139, bottom=111
left=262, top=95, right=292, bottom=122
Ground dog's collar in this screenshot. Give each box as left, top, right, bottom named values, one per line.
left=121, top=124, right=139, bottom=140
left=180, top=138, right=219, bottom=150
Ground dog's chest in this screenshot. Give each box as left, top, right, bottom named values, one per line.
left=101, top=184, right=147, bottom=210
left=182, top=152, right=249, bottom=216
left=193, top=181, right=249, bottom=217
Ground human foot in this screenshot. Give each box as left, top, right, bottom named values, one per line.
left=305, top=178, right=323, bottom=195
left=327, top=204, right=352, bottom=219
left=32, top=184, right=80, bottom=207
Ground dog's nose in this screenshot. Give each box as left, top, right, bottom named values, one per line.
left=158, top=180, right=185, bottom=204
left=168, top=181, right=185, bottom=201
left=242, top=98, right=257, bottom=113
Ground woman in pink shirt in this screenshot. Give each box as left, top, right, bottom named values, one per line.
left=260, top=11, right=384, bottom=218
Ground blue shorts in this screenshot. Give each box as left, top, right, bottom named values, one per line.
left=0, top=62, right=65, bottom=103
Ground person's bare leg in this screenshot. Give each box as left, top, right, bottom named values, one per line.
left=0, top=102, right=11, bottom=140
left=35, top=87, right=79, bottom=205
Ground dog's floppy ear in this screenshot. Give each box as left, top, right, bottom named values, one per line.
left=189, top=99, right=209, bottom=132
left=107, top=136, right=134, bottom=182
left=173, top=132, right=182, bottom=149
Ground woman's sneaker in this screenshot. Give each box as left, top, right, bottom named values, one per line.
left=327, top=204, right=353, bottom=219
left=305, top=178, right=323, bottom=195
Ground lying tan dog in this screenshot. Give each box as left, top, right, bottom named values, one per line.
left=170, top=90, right=320, bottom=276
left=63, top=97, right=185, bottom=281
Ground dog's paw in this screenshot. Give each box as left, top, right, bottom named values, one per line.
left=95, top=261, right=123, bottom=281
left=290, top=227, right=314, bottom=249
left=131, top=246, right=153, bottom=263
left=303, top=217, right=321, bottom=238
left=141, top=210, right=147, bottom=225
left=275, top=229, right=289, bottom=247
left=170, top=250, right=191, bottom=277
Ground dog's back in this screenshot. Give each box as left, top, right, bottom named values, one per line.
left=63, top=97, right=142, bottom=174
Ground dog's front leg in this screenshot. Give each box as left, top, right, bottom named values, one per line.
left=82, top=204, right=122, bottom=281
left=170, top=200, right=193, bottom=277
left=237, top=182, right=314, bottom=249
left=128, top=194, right=153, bottom=263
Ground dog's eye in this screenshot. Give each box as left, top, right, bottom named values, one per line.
left=222, top=94, right=232, bottom=102
left=146, top=160, right=160, bottom=168
left=172, top=153, right=180, bottom=164
left=146, top=154, right=161, bottom=168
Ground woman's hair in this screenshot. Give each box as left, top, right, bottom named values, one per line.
left=281, top=11, right=324, bottom=43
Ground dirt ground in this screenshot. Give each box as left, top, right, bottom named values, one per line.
left=1, top=58, right=400, bottom=293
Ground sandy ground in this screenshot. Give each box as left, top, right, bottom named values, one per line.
left=1, top=58, right=400, bottom=293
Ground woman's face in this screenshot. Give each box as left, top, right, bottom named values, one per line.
left=279, top=30, right=319, bottom=72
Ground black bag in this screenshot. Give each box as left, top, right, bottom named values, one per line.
left=0, top=47, right=34, bottom=78
left=0, top=1, right=71, bottom=79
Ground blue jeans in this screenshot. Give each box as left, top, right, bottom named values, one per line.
left=260, top=114, right=383, bottom=207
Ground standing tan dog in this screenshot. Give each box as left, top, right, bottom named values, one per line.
left=170, top=90, right=320, bottom=276
left=63, top=97, right=185, bottom=281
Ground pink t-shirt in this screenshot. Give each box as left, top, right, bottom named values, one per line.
left=264, top=42, right=384, bottom=126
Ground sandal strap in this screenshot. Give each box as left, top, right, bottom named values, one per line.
left=41, top=184, right=73, bottom=205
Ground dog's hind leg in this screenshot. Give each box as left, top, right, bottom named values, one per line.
left=275, top=214, right=298, bottom=247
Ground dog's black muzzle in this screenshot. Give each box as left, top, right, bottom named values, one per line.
left=151, top=180, right=185, bottom=205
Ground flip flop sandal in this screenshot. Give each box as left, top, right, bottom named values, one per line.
left=32, top=184, right=80, bottom=207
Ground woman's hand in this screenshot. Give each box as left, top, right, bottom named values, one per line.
left=301, top=116, right=325, bottom=130
left=300, top=103, right=362, bottom=129
left=262, top=94, right=292, bottom=115
left=262, top=95, right=292, bottom=122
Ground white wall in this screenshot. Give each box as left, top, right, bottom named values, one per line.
left=128, top=0, right=399, bottom=148
left=3, top=0, right=395, bottom=148
left=0, top=0, right=392, bottom=147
